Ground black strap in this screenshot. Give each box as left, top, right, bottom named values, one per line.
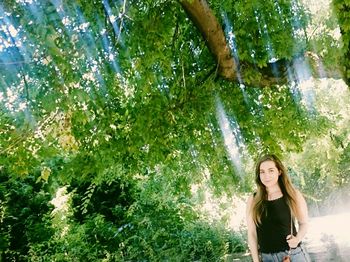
left=288, top=213, right=293, bottom=255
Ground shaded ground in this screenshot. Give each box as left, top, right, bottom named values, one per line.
left=230, top=212, right=350, bottom=261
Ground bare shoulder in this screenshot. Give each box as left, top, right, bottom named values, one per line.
left=246, top=194, right=254, bottom=205
left=294, top=189, right=306, bottom=201
left=293, top=188, right=308, bottom=221
left=294, top=189, right=308, bottom=213
left=246, top=195, right=255, bottom=223
left=246, top=194, right=255, bottom=212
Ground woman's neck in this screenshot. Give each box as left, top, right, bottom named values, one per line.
left=266, top=185, right=281, bottom=194
left=266, top=186, right=282, bottom=200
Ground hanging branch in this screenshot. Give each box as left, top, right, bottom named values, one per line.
left=20, top=71, right=30, bottom=104
left=0, top=109, right=63, bottom=157
left=171, top=15, right=179, bottom=51
left=116, top=0, right=130, bottom=42
left=0, top=60, right=34, bottom=65
left=102, top=0, right=131, bottom=45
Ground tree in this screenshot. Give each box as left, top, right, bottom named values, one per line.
left=180, top=0, right=344, bottom=86
left=0, top=0, right=336, bottom=209
left=333, top=0, right=350, bottom=86
left=0, top=0, right=348, bottom=260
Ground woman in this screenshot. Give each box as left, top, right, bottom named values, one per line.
left=246, top=154, right=311, bottom=262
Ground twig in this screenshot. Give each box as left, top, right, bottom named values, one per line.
left=116, top=0, right=128, bottom=42
left=182, top=61, right=186, bottom=88
left=0, top=60, right=33, bottom=65
left=21, top=71, right=30, bottom=103
left=171, top=15, right=179, bottom=51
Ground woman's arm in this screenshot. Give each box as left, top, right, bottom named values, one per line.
left=287, top=190, right=309, bottom=248
left=246, top=195, right=260, bottom=262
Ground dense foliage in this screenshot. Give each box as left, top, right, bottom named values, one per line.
left=333, top=0, right=350, bottom=86
left=0, top=0, right=350, bottom=260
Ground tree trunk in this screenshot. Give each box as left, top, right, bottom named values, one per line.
left=179, top=0, right=236, bottom=80
left=180, top=0, right=342, bottom=87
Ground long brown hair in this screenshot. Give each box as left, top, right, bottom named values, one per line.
left=252, top=154, right=298, bottom=225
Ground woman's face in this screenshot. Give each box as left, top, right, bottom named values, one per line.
left=259, top=160, right=281, bottom=189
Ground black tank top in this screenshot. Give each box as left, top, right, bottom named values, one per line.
left=257, top=196, right=297, bottom=253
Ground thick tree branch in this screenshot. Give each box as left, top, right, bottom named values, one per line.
left=179, top=0, right=236, bottom=80
left=180, top=0, right=342, bottom=87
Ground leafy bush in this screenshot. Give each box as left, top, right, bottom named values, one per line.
left=0, top=171, right=54, bottom=261
left=23, top=178, right=246, bottom=261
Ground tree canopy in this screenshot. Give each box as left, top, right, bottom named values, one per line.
left=1, top=0, right=350, bottom=260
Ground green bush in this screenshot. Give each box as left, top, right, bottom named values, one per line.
left=26, top=185, right=246, bottom=261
